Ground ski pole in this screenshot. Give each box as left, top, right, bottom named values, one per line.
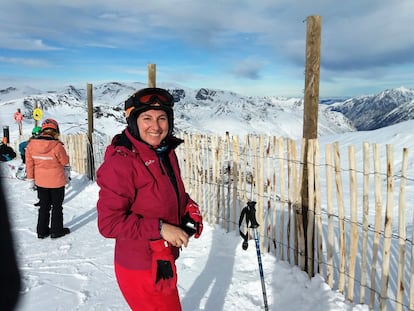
left=239, top=201, right=269, bottom=311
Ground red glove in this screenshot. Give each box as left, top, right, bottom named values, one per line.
left=181, top=202, right=203, bottom=238
left=149, top=239, right=177, bottom=294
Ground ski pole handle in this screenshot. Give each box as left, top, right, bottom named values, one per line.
left=246, top=201, right=259, bottom=229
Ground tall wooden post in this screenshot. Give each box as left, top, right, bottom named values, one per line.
left=86, top=83, right=95, bottom=180
left=35, top=101, right=39, bottom=127
left=300, top=15, right=322, bottom=275
left=87, top=83, right=94, bottom=144
left=148, top=64, right=156, bottom=87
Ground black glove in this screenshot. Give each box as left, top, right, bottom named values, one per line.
left=149, top=240, right=177, bottom=293
left=155, top=260, right=174, bottom=282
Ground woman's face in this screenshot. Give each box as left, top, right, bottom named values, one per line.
left=137, top=109, right=169, bottom=147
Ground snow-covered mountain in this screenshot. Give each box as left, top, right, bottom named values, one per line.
left=2, top=82, right=414, bottom=139
left=0, top=82, right=353, bottom=139
left=328, top=86, right=414, bottom=130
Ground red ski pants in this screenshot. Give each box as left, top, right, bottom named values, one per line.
left=115, top=262, right=182, bottom=311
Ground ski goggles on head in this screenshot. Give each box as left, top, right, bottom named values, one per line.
left=125, top=87, right=174, bottom=118
left=138, top=93, right=174, bottom=106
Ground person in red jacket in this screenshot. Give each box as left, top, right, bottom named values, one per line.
left=25, top=118, right=71, bottom=239
left=96, top=87, right=203, bottom=311
left=13, top=108, right=23, bottom=136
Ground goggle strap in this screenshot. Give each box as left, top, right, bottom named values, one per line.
left=125, top=106, right=135, bottom=118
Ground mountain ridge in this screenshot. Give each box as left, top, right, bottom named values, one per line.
left=1, top=83, right=413, bottom=139
left=328, top=86, right=414, bottom=130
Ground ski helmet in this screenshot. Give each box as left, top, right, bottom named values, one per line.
left=32, top=126, right=42, bottom=137
left=124, top=88, right=175, bottom=140
left=41, top=118, right=60, bottom=134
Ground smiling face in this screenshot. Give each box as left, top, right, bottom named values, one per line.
left=136, top=109, right=169, bottom=147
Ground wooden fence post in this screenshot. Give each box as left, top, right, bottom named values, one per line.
left=396, top=148, right=408, bottom=311
left=360, top=142, right=370, bottom=303
left=87, top=83, right=94, bottom=145
left=148, top=64, right=156, bottom=87
left=86, top=83, right=95, bottom=180
left=380, top=145, right=394, bottom=311
left=35, top=100, right=39, bottom=127
left=347, top=145, right=358, bottom=301
left=325, top=143, right=334, bottom=287
left=370, top=143, right=383, bottom=308
left=334, top=142, right=346, bottom=294
left=300, top=15, right=322, bottom=274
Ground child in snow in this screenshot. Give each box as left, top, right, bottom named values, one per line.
left=18, top=126, right=42, bottom=164
left=25, top=118, right=71, bottom=239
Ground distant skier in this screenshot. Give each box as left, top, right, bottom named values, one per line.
left=25, top=118, right=71, bottom=239
left=13, top=108, right=23, bottom=136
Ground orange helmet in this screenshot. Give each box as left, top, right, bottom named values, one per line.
left=41, top=118, right=60, bottom=134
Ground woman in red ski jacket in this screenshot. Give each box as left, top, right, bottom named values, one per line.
left=96, top=87, right=203, bottom=311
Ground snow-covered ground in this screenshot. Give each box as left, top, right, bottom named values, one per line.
left=2, top=161, right=368, bottom=311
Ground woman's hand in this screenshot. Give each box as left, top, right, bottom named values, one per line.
left=160, top=223, right=189, bottom=248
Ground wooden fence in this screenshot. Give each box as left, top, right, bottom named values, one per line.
left=20, top=132, right=412, bottom=311
left=173, top=133, right=413, bottom=311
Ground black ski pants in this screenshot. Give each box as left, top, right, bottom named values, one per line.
left=36, top=186, right=65, bottom=236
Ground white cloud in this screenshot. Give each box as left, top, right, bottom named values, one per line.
left=0, top=56, right=51, bottom=67
left=0, top=1, right=414, bottom=97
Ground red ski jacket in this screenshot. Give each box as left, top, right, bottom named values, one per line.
left=14, top=111, right=23, bottom=122
left=96, top=129, right=192, bottom=270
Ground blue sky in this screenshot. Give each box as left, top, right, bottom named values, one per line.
left=1, top=1, right=414, bottom=97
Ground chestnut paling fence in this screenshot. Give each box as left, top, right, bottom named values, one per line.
left=17, top=132, right=413, bottom=311
left=173, top=133, right=413, bottom=311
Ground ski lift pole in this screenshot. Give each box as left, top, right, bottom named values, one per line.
left=239, top=201, right=269, bottom=311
